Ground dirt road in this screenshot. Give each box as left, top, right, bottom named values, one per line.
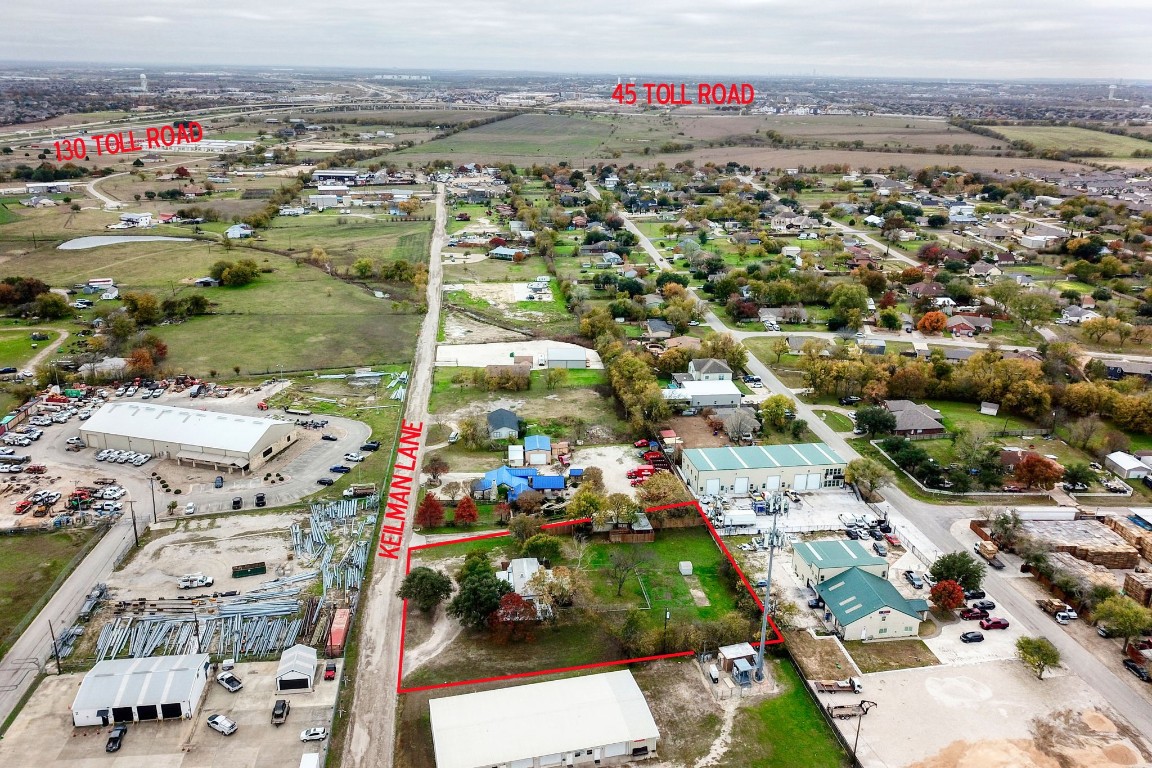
left=341, top=183, right=447, bottom=768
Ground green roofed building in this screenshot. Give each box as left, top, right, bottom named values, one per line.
left=680, top=443, right=846, bottom=496
left=792, top=539, right=889, bottom=587
left=815, top=567, right=929, bottom=641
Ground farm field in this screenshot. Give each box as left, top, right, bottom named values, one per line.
left=0, top=329, right=43, bottom=368
left=0, top=529, right=96, bottom=656
left=728, top=114, right=1004, bottom=152
left=992, top=125, right=1152, bottom=157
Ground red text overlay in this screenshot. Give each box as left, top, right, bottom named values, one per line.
left=53, top=121, right=204, bottom=161
left=611, top=82, right=755, bottom=106
left=377, top=420, right=425, bottom=560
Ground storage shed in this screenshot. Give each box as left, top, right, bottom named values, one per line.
left=71, top=653, right=210, bottom=727
left=276, top=644, right=317, bottom=693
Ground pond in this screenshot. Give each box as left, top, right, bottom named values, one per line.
left=58, top=236, right=195, bottom=250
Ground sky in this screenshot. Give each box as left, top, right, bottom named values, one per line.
left=2, top=0, right=1150, bottom=81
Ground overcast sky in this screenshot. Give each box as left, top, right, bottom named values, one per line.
left=3, top=0, right=1149, bottom=81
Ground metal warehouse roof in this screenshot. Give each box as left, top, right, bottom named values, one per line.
left=429, top=670, right=659, bottom=768
left=81, top=402, right=292, bottom=454
left=815, top=568, right=922, bottom=626
left=793, top=539, right=887, bottom=570
left=72, top=654, right=209, bottom=712
left=682, top=442, right=845, bottom=472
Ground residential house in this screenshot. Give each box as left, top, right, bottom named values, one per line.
left=487, top=408, right=520, bottom=440
left=688, top=358, right=733, bottom=381
left=642, top=294, right=664, bottom=310
left=946, top=315, right=993, bottom=335
left=488, top=246, right=525, bottom=260
left=1080, top=295, right=1096, bottom=309
left=994, top=251, right=1019, bottom=267
left=969, top=262, right=1002, bottom=279
left=225, top=224, right=252, bottom=239
left=1104, top=360, right=1152, bottom=381
left=646, top=319, right=674, bottom=339
left=883, top=400, right=947, bottom=437
left=948, top=204, right=977, bottom=224
left=1061, top=306, right=1101, bottom=324
left=120, top=212, right=153, bottom=228
left=662, top=380, right=742, bottom=408
left=815, top=568, right=929, bottom=640
left=664, top=335, right=702, bottom=353
left=907, top=281, right=946, bottom=299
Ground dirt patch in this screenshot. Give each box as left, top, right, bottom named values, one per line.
left=843, top=638, right=940, bottom=673
left=1083, top=710, right=1119, bottom=734
left=442, top=311, right=528, bottom=343
left=667, top=415, right=734, bottom=449
left=633, top=660, right=725, bottom=767
left=908, top=739, right=1062, bottom=768
left=782, top=628, right=858, bottom=680
left=683, top=574, right=711, bottom=607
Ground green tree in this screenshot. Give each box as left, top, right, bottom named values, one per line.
left=456, top=416, right=486, bottom=450
left=566, top=486, right=604, bottom=522
left=33, top=292, right=70, bottom=319
left=397, top=566, right=454, bottom=613
left=522, top=534, right=563, bottom=563
left=700, top=332, right=748, bottom=371
left=448, top=557, right=512, bottom=629
left=844, top=457, right=894, bottom=498
left=508, top=513, right=543, bottom=544
left=929, top=551, right=985, bottom=591
left=545, top=368, right=569, bottom=390
left=855, top=405, right=896, bottom=437
left=1062, top=463, right=1095, bottom=488
left=771, top=336, right=790, bottom=364
left=1093, top=596, right=1152, bottom=649
left=759, top=394, right=795, bottom=432
left=829, top=282, right=869, bottom=320
left=121, top=291, right=161, bottom=325
left=1015, top=636, right=1061, bottom=679
left=988, top=509, right=1024, bottom=549
left=352, top=258, right=376, bottom=278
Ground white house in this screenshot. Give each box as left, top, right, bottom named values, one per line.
left=687, top=358, right=732, bottom=381
left=815, top=568, right=928, bottom=641
left=119, top=212, right=153, bottom=227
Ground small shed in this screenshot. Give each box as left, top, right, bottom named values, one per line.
left=1105, top=452, right=1150, bottom=480
left=717, top=642, right=756, bottom=673
left=508, top=444, right=525, bottom=467
left=979, top=402, right=1000, bottom=416
left=276, top=644, right=317, bottom=693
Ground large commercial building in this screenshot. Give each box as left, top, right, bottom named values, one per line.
left=792, top=539, right=889, bottom=587
left=71, top=654, right=210, bottom=726
left=80, top=402, right=297, bottom=472
left=429, top=670, right=659, bottom=768
left=680, top=443, right=846, bottom=496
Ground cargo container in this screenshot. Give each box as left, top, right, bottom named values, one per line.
left=327, top=608, right=352, bottom=656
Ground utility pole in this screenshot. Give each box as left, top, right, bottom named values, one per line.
left=852, top=701, right=878, bottom=766
left=754, top=504, right=783, bottom=682
left=127, top=499, right=139, bottom=547
left=148, top=476, right=157, bottom=523
left=48, top=619, right=62, bottom=675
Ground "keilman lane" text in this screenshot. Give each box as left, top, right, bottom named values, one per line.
left=377, top=420, right=424, bottom=560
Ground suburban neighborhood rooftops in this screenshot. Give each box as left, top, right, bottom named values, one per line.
left=428, top=670, right=659, bottom=768
left=793, top=539, right=887, bottom=570
left=816, top=567, right=923, bottom=625
left=486, top=408, right=518, bottom=432
left=682, top=443, right=845, bottom=472
left=689, top=358, right=732, bottom=376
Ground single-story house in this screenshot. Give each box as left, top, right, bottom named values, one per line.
left=883, top=400, right=946, bottom=437
left=1105, top=451, right=1150, bottom=480
left=225, top=224, right=252, bottom=239
left=816, top=567, right=929, bottom=641
left=969, top=262, right=1002, bottom=278
left=907, top=281, right=946, bottom=299
left=665, top=336, right=702, bottom=352
left=946, top=315, right=993, bottom=335
left=662, top=380, right=741, bottom=408
left=646, top=319, right=674, bottom=339
left=792, top=539, right=889, bottom=587
left=1104, top=360, right=1152, bottom=381
left=487, top=408, right=519, bottom=440
left=1061, top=306, right=1101, bottom=324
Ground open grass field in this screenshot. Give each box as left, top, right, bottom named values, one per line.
left=0, top=330, right=41, bottom=368
left=443, top=255, right=549, bottom=282
left=256, top=211, right=433, bottom=267
left=0, top=528, right=96, bottom=655
left=992, top=125, right=1152, bottom=158
left=719, top=114, right=1004, bottom=152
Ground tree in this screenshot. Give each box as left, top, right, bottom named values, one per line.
left=1062, top=463, right=1095, bottom=489
left=790, top=418, right=807, bottom=439
left=32, top=292, right=70, bottom=319
left=1093, top=596, right=1152, bottom=649
left=448, top=558, right=512, bottom=630
left=1014, top=454, right=1063, bottom=489
left=456, top=416, right=485, bottom=450
left=397, top=566, right=454, bottom=613
left=522, top=534, right=563, bottom=563
left=829, top=282, right=869, bottom=318
left=723, top=409, right=760, bottom=441
left=917, top=311, right=948, bottom=334
left=855, top=405, right=896, bottom=437
left=544, top=368, right=569, bottom=390
left=414, top=494, right=444, bottom=528
left=635, top=472, right=691, bottom=508
left=770, top=336, right=790, bottom=364
left=453, top=496, right=479, bottom=527
left=929, top=579, right=965, bottom=612
left=929, top=551, right=985, bottom=591
left=989, top=509, right=1024, bottom=548
left=352, top=258, right=376, bottom=278
left=514, top=489, right=544, bottom=516
left=566, top=486, right=604, bottom=522
left=700, top=333, right=748, bottom=371
left=1015, top=636, right=1061, bottom=679
left=488, top=592, right=539, bottom=641
left=760, top=394, right=795, bottom=432
left=508, top=513, right=542, bottom=544
left=607, top=548, right=653, bottom=597
left=1010, top=293, right=1057, bottom=328
left=844, top=457, right=894, bottom=498
left=580, top=466, right=605, bottom=494
left=423, top=455, right=449, bottom=483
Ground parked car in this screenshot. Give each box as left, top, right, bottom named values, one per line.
left=361, top=441, right=381, bottom=451
left=884, top=533, right=900, bottom=547
left=271, top=699, right=291, bottom=725
left=845, top=527, right=861, bottom=540
left=960, top=631, right=984, bottom=643
left=255, top=493, right=266, bottom=507
left=971, top=600, right=996, bottom=611
left=904, top=570, right=924, bottom=589
left=300, top=727, right=328, bottom=742
left=106, top=724, right=128, bottom=752
left=324, top=661, right=337, bottom=680
left=868, top=528, right=884, bottom=541
left=216, top=672, right=243, bottom=693
left=1098, top=625, right=1116, bottom=638
left=207, top=714, right=237, bottom=735
left=1123, top=659, right=1151, bottom=682
left=963, top=589, right=986, bottom=600
left=317, top=478, right=335, bottom=486
left=185, top=502, right=196, bottom=516
left=808, top=597, right=825, bottom=609
left=344, top=453, right=365, bottom=463
left=322, top=434, right=338, bottom=441
left=330, top=465, right=351, bottom=473
left=872, top=542, right=888, bottom=557
left=960, top=608, right=990, bottom=621
left=922, top=573, right=937, bottom=588
left=980, top=617, right=1010, bottom=630
left=838, top=396, right=862, bottom=406
left=231, top=497, right=242, bottom=510
left=214, top=476, right=224, bottom=488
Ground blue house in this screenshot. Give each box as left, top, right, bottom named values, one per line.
left=531, top=475, right=566, bottom=495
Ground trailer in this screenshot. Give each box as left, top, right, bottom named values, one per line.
left=1036, top=598, right=1078, bottom=624
left=232, top=561, right=268, bottom=578
left=284, top=407, right=313, bottom=416
left=974, top=540, right=1005, bottom=570
left=826, top=703, right=871, bottom=720
left=814, top=677, right=862, bottom=694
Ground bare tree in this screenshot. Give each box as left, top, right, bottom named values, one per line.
left=607, top=549, right=653, bottom=597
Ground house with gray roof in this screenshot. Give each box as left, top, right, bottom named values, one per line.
left=883, top=400, right=946, bottom=437
left=487, top=408, right=520, bottom=440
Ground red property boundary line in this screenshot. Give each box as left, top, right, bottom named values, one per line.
left=396, top=501, right=782, bottom=694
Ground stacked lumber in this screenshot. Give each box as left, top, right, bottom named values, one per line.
left=1020, top=520, right=1139, bottom=569
left=1103, top=516, right=1152, bottom=562
left=1046, top=552, right=1119, bottom=591
left=1124, top=572, right=1152, bottom=607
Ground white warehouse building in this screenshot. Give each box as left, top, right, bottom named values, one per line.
left=681, top=443, right=847, bottom=495
left=80, top=402, right=297, bottom=472
left=429, top=670, right=659, bottom=768
left=71, top=653, right=210, bottom=726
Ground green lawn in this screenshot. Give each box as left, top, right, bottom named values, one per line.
left=0, top=529, right=96, bottom=655
left=719, top=658, right=849, bottom=768
left=923, top=399, right=1037, bottom=433
left=812, top=409, right=854, bottom=432
left=992, top=125, right=1152, bottom=158
left=0, top=331, right=42, bottom=368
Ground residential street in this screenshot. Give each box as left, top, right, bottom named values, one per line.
left=340, top=183, right=447, bottom=768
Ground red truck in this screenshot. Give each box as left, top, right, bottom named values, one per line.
left=626, top=465, right=656, bottom=480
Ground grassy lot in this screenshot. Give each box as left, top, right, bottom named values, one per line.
left=0, top=331, right=42, bottom=368
left=992, top=125, right=1152, bottom=157
left=923, top=399, right=1037, bottom=433
left=812, top=409, right=854, bottom=432
left=719, top=658, right=850, bottom=768
left=443, top=255, right=548, bottom=282
left=428, top=366, right=608, bottom=415
left=256, top=211, right=433, bottom=268
left=0, top=528, right=96, bottom=655
left=842, top=638, right=939, bottom=673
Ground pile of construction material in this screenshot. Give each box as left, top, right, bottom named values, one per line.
left=1124, top=572, right=1152, bottom=607
left=1103, top=516, right=1152, bottom=562
left=1020, top=519, right=1139, bottom=569
left=1046, top=552, right=1119, bottom=591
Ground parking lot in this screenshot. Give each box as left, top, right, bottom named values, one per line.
left=0, top=660, right=341, bottom=767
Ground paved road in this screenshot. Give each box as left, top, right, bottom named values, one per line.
left=341, top=183, right=447, bottom=768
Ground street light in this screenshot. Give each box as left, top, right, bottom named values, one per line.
left=852, top=701, right=878, bottom=767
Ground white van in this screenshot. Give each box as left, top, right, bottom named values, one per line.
left=300, top=754, right=321, bottom=768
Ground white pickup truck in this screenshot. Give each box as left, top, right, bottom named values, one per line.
left=178, top=573, right=214, bottom=590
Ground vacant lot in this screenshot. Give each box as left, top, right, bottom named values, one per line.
left=0, top=528, right=95, bottom=654
left=993, top=125, right=1152, bottom=157
left=842, top=637, right=940, bottom=673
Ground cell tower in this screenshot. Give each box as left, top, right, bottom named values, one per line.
left=140, top=74, right=148, bottom=93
